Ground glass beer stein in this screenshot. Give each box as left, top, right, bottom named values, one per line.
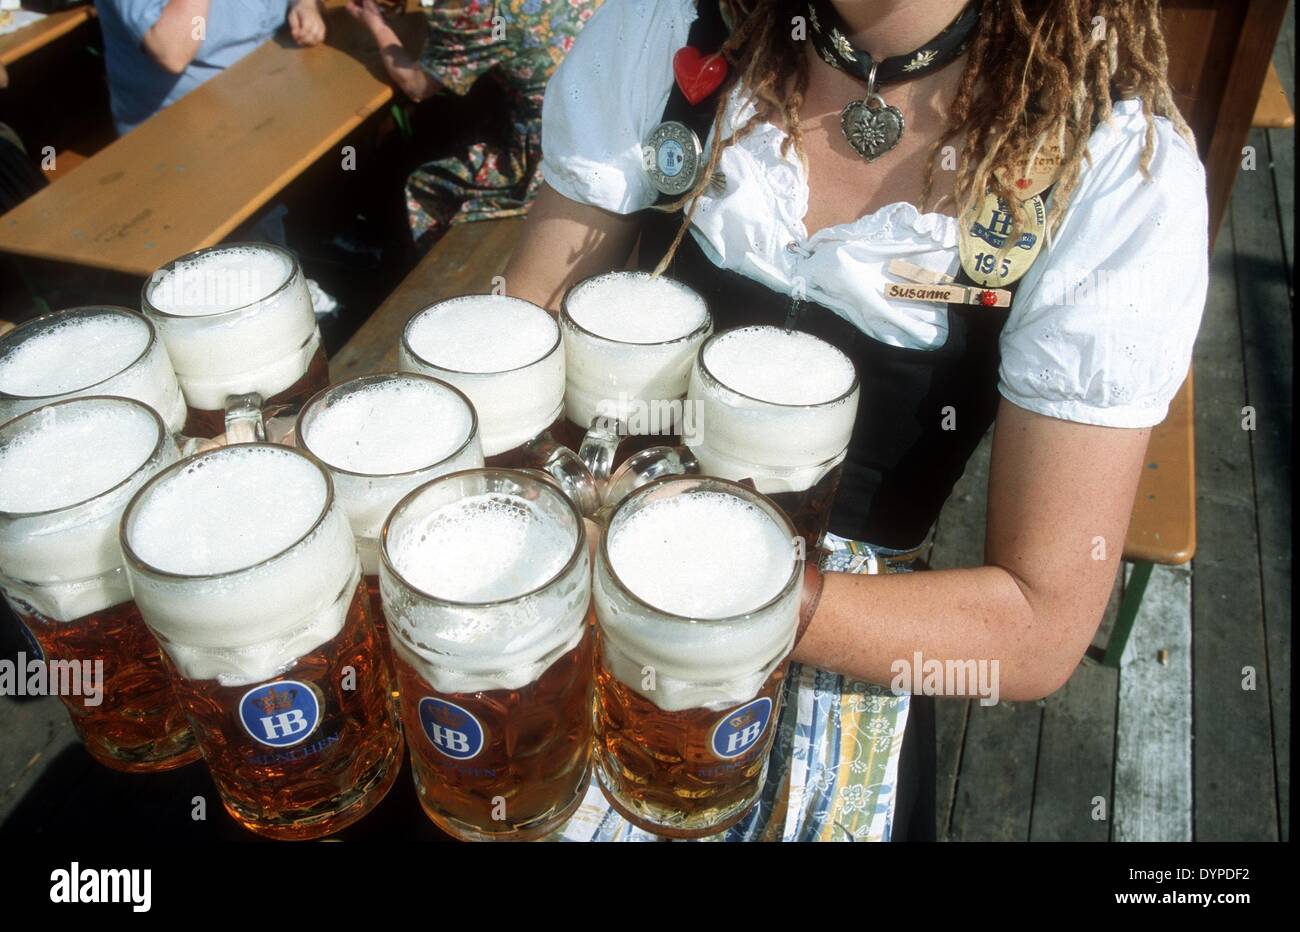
left=687, top=325, right=859, bottom=550
left=142, top=243, right=328, bottom=441
left=121, top=444, right=403, bottom=839
left=559, top=270, right=711, bottom=479
left=0, top=397, right=197, bottom=772
left=296, top=372, right=484, bottom=636
left=592, top=475, right=802, bottom=838
left=381, top=468, right=593, bottom=841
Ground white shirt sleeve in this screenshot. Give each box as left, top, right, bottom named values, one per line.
left=998, top=100, right=1209, bottom=429
left=540, top=0, right=698, bottom=214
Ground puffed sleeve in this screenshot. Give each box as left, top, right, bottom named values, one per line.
left=540, top=0, right=698, bottom=214
left=997, top=100, right=1209, bottom=428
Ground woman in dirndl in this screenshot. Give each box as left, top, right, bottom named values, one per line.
left=507, top=0, right=1208, bottom=841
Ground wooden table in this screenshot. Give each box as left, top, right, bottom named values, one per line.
left=0, top=5, right=93, bottom=69
left=0, top=7, right=397, bottom=275
left=331, top=219, right=526, bottom=382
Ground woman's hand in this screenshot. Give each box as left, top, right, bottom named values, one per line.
left=346, top=0, right=388, bottom=34
left=289, top=0, right=328, bottom=47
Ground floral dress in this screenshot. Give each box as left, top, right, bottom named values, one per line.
left=405, top=0, right=602, bottom=251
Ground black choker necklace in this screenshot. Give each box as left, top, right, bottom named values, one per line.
left=807, top=0, right=981, bottom=161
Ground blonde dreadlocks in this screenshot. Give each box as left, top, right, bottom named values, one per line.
left=653, top=0, right=1193, bottom=275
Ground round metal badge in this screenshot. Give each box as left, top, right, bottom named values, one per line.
left=958, top=192, right=1047, bottom=288
left=644, top=121, right=703, bottom=197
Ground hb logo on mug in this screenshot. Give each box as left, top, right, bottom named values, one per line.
left=710, top=697, right=774, bottom=760
left=239, top=680, right=321, bottom=748
left=419, top=697, right=485, bottom=761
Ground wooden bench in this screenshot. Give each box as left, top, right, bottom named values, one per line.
left=1252, top=62, right=1295, bottom=129
left=330, top=218, right=526, bottom=382
left=0, top=5, right=94, bottom=70
left=0, top=5, right=405, bottom=275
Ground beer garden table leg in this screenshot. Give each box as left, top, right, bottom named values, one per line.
left=1102, top=560, right=1154, bottom=669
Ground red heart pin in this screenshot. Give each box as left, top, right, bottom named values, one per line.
left=673, top=47, right=728, bottom=106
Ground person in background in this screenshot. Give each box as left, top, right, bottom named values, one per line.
left=96, top=0, right=328, bottom=135
left=347, top=0, right=601, bottom=252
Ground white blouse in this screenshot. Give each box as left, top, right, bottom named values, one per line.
left=540, top=0, right=1210, bottom=429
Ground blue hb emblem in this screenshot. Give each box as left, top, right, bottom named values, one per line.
left=238, top=680, right=321, bottom=748
left=710, top=697, right=773, bottom=760
left=419, top=697, right=484, bottom=761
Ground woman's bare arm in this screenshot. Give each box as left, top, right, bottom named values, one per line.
left=793, top=397, right=1151, bottom=701
left=503, top=184, right=642, bottom=310
left=347, top=0, right=437, bottom=101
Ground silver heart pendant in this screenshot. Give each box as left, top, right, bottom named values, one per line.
left=840, top=94, right=905, bottom=162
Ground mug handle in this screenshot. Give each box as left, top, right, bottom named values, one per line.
left=520, top=434, right=603, bottom=518
left=577, top=419, right=622, bottom=483
left=224, top=392, right=266, bottom=443
left=601, top=444, right=700, bottom=508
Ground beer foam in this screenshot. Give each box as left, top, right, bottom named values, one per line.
left=123, top=446, right=360, bottom=686
left=595, top=485, right=800, bottom=711
left=144, top=246, right=318, bottom=411
left=301, top=376, right=484, bottom=574
left=404, top=295, right=559, bottom=373
left=388, top=493, right=574, bottom=603
left=0, top=403, right=157, bottom=514
left=302, top=378, right=474, bottom=475
left=564, top=272, right=709, bottom=344
left=687, top=328, right=859, bottom=494
left=702, top=327, right=855, bottom=405
left=561, top=274, right=711, bottom=430
left=0, top=310, right=187, bottom=433
left=608, top=491, right=793, bottom=619
left=127, top=446, right=327, bottom=575
left=0, top=399, right=175, bottom=622
left=0, top=312, right=148, bottom=397
left=147, top=246, right=294, bottom=317
left=400, top=296, right=564, bottom=457
left=382, top=483, right=588, bottom=694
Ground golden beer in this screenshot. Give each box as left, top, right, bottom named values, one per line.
left=0, top=397, right=197, bottom=772
left=382, top=468, right=593, bottom=841
left=593, top=476, right=801, bottom=837
left=122, top=444, right=403, bottom=839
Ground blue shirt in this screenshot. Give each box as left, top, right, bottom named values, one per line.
left=96, top=1, right=290, bottom=134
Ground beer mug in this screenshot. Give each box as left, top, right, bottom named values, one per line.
left=296, top=372, right=484, bottom=633
left=559, top=271, right=712, bottom=479
left=592, top=475, right=802, bottom=837
left=381, top=468, right=593, bottom=841
left=399, top=294, right=599, bottom=516
left=0, top=397, right=197, bottom=772
left=0, top=306, right=187, bottom=433
left=687, top=326, right=859, bottom=550
left=142, top=243, right=328, bottom=441
left=121, top=444, right=403, bottom=840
